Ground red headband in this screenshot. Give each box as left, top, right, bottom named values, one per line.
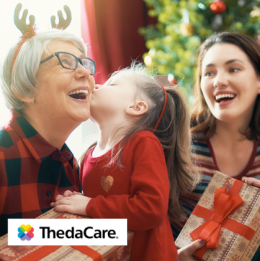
left=11, top=4, right=71, bottom=73
left=152, top=85, right=167, bottom=133
left=11, top=24, right=36, bottom=72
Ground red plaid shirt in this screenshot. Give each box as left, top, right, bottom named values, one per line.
left=0, top=110, right=81, bottom=236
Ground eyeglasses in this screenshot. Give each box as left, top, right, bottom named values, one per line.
left=40, top=52, right=96, bottom=75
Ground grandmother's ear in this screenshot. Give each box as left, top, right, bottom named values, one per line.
left=13, top=90, right=33, bottom=104
left=125, top=101, right=148, bottom=116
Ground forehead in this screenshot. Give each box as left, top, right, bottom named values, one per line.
left=109, top=72, right=133, bottom=82
left=202, top=43, right=249, bottom=67
left=108, top=72, right=138, bottom=89
left=46, top=41, right=84, bottom=57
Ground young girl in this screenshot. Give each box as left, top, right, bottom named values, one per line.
left=51, top=64, right=199, bottom=261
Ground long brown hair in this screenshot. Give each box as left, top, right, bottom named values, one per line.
left=191, top=32, right=260, bottom=140
left=81, top=64, right=198, bottom=223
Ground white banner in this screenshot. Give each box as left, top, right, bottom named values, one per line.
left=8, top=219, right=127, bottom=246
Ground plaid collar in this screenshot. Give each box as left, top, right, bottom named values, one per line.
left=9, top=109, right=73, bottom=163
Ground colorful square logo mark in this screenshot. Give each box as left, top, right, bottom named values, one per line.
left=18, top=224, right=34, bottom=241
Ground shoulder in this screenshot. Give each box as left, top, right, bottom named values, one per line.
left=124, top=131, right=163, bottom=155
left=191, top=133, right=207, bottom=148
left=122, top=131, right=166, bottom=167
left=191, top=132, right=206, bottom=142
left=132, top=130, right=159, bottom=140
left=191, top=133, right=211, bottom=157
left=129, top=130, right=161, bottom=146
left=0, top=124, right=15, bottom=149
left=0, top=109, right=24, bottom=149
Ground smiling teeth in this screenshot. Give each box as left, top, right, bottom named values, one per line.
left=68, top=90, right=88, bottom=96
left=215, top=94, right=235, bottom=101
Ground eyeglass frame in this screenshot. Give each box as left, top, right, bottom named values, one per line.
left=39, top=52, right=96, bottom=75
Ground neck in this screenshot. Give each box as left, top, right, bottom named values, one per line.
left=212, top=118, right=251, bottom=145
left=93, top=115, right=131, bottom=155
left=22, top=108, right=80, bottom=150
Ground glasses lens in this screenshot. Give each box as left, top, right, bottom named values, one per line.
left=81, top=58, right=95, bottom=75
left=58, top=53, right=76, bottom=69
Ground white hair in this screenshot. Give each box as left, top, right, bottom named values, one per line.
left=1, top=28, right=87, bottom=109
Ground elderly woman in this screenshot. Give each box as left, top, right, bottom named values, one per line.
left=0, top=28, right=95, bottom=237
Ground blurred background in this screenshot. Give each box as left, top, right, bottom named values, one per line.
left=1, top=0, right=260, bottom=158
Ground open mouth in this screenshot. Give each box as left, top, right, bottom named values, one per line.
left=215, top=94, right=236, bottom=103
left=68, top=90, right=88, bottom=100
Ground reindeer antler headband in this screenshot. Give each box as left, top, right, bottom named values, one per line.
left=11, top=3, right=72, bottom=72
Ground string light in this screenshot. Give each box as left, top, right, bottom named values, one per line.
left=144, top=55, right=152, bottom=66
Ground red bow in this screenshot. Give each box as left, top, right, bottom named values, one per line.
left=190, top=180, right=255, bottom=260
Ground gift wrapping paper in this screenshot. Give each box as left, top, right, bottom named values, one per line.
left=0, top=209, right=134, bottom=261
left=175, top=171, right=260, bottom=261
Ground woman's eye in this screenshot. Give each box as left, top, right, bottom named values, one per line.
left=61, top=59, right=71, bottom=65
left=204, top=72, right=213, bottom=77
left=230, top=68, right=239, bottom=73
left=82, top=60, right=90, bottom=67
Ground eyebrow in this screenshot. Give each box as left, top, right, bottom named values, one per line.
left=204, top=59, right=244, bottom=68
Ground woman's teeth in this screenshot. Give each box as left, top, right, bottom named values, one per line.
left=68, top=90, right=88, bottom=99
left=215, top=93, right=236, bottom=103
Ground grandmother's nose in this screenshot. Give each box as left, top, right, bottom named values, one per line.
left=76, top=63, right=91, bottom=77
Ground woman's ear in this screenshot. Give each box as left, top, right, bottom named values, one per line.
left=125, top=100, right=148, bottom=116
left=13, top=89, right=34, bottom=104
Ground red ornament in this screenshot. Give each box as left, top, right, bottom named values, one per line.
left=169, top=78, right=177, bottom=85
left=210, top=0, right=226, bottom=14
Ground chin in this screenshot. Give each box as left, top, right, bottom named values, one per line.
left=70, top=110, right=90, bottom=123
left=214, top=114, right=239, bottom=123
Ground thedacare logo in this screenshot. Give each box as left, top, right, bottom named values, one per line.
left=9, top=219, right=127, bottom=246
left=18, top=224, right=34, bottom=241
left=39, top=226, right=118, bottom=239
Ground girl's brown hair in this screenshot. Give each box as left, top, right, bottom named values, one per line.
left=81, top=64, right=198, bottom=223
left=191, top=32, right=260, bottom=140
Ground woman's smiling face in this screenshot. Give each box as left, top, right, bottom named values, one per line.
left=35, top=40, right=95, bottom=124
left=200, top=43, right=260, bottom=124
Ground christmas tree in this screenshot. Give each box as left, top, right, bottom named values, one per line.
left=139, top=0, right=260, bottom=101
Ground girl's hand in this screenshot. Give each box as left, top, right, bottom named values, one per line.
left=63, top=190, right=82, bottom=197
left=242, top=177, right=260, bottom=188
left=50, top=194, right=92, bottom=216
left=177, top=239, right=207, bottom=261
left=52, top=190, right=83, bottom=203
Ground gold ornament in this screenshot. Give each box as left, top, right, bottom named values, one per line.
left=250, top=7, right=260, bottom=18
left=144, top=55, right=153, bottom=67
left=180, top=23, right=194, bottom=37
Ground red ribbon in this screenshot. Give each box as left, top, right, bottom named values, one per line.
left=190, top=180, right=255, bottom=260
left=18, top=245, right=102, bottom=261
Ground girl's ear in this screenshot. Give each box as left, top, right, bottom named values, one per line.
left=125, top=100, right=148, bottom=116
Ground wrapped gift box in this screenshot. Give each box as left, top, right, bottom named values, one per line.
left=0, top=209, right=134, bottom=261
left=175, top=171, right=260, bottom=261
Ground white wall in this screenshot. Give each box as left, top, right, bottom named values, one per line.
left=0, top=0, right=98, bottom=160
